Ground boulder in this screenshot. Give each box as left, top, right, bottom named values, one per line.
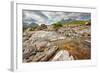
left=23, top=45, right=37, bottom=59
left=32, top=46, right=58, bottom=62
left=40, top=46, right=59, bottom=61
left=34, top=41, right=49, bottom=51
left=52, top=50, right=74, bottom=61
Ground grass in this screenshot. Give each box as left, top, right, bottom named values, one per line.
left=64, top=20, right=90, bottom=26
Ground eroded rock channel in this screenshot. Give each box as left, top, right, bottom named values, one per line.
left=23, top=25, right=91, bottom=63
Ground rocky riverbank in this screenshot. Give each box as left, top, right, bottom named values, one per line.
left=23, top=25, right=91, bottom=63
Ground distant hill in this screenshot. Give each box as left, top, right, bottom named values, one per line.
left=23, top=22, right=38, bottom=31
left=65, top=20, right=88, bottom=24
left=59, top=18, right=75, bottom=24
left=56, top=18, right=91, bottom=26
left=28, top=22, right=38, bottom=27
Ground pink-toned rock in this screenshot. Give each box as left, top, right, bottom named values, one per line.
left=34, top=41, right=48, bottom=51
left=52, top=50, right=74, bottom=61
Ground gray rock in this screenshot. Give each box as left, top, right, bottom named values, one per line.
left=23, top=45, right=36, bottom=59
left=52, top=50, right=74, bottom=61
left=29, top=31, right=66, bottom=42
left=34, top=41, right=49, bottom=51
left=40, top=46, right=59, bottom=61
left=32, top=46, right=58, bottom=62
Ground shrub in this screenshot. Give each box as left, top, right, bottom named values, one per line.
left=52, top=22, right=62, bottom=31
left=40, top=24, right=47, bottom=29
left=36, top=24, right=47, bottom=30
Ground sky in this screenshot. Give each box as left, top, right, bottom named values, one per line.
left=22, top=10, right=91, bottom=25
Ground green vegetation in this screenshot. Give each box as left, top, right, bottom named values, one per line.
left=29, top=25, right=38, bottom=31
left=23, top=23, right=38, bottom=31
left=23, top=20, right=91, bottom=32
left=66, top=20, right=87, bottom=24
left=36, top=24, right=47, bottom=30
left=52, top=21, right=63, bottom=31
left=64, top=20, right=90, bottom=26
left=23, top=25, right=28, bottom=32
left=29, top=24, right=39, bottom=31
left=40, top=24, right=47, bottom=29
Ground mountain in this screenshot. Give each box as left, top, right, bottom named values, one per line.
left=24, top=22, right=38, bottom=27
left=23, top=22, right=38, bottom=31
left=57, top=18, right=90, bottom=25
left=59, top=18, right=76, bottom=24
left=28, top=22, right=38, bottom=27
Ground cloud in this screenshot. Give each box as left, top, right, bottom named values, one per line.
left=23, top=10, right=91, bottom=25
left=23, top=10, right=49, bottom=25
